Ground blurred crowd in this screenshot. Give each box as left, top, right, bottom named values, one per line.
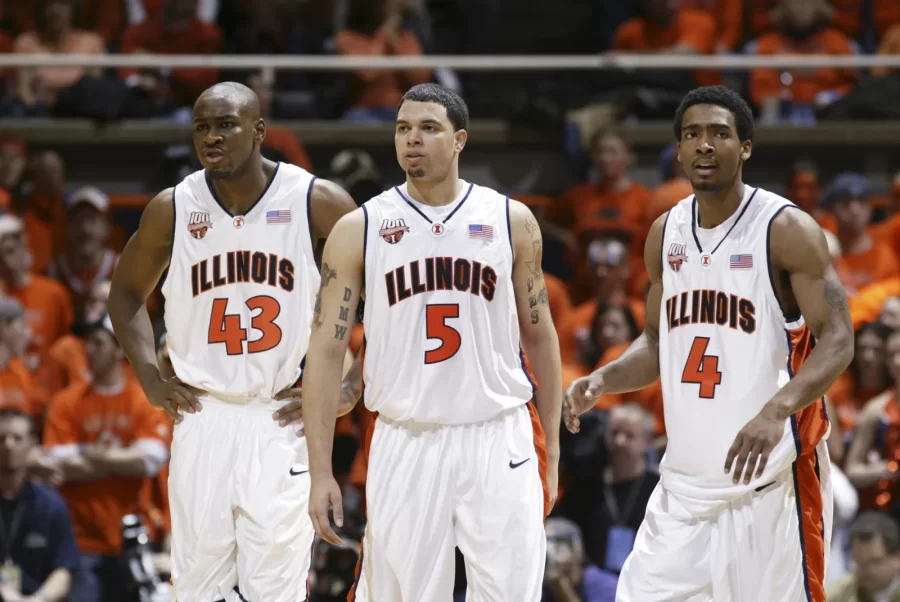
left=2, top=0, right=900, bottom=601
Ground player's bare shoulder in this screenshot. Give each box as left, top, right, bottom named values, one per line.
left=140, top=188, right=176, bottom=240
left=325, top=206, right=367, bottom=255
left=309, top=177, right=357, bottom=239
left=768, top=205, right=830, bottom=274
left=507, top=198, right=541, bottom=249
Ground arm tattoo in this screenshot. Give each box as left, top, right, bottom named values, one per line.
left=529, top=295, right=537, bottom=308
left=334, top=324, right=348, bottom=340
left=525, top=241, right=544, bottom=282
left=824, top=275, right=849, bottom=311
left=312, top=264, right=339, bottom=331
left=527, top=277, right=534, bottom=292
left=524, top=218, right=539, bottom=237
left=537, top=287, right=548, bottom=306
left=531, top=309, right=539, bottom=324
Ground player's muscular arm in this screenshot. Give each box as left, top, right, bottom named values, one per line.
left=564, top=213, right=665, bottom=432
left=309, top=178, right=358, bottom=261
left=766, top=209, right=854, bottom=419
left=303, top=209, right=365, bottom=545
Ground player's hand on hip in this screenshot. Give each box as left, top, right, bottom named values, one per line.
left=724, top=404, right=785, bottom=485
left=309, top=474, right=344, bottom=546
left=564, top=372, right=605, bottom=433
left=273, top=386, right=304, bottom=435
left=147, top=376, right=205, bottom=423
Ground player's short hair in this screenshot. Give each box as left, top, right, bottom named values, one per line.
left=398, top=84, right=470, bottom=132
left=850, top=511, right=900, bottom=554
left=673, top=86, right=754, bottom=143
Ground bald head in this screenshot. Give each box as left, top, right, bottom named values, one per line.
left=195, top=82, right=261, bottom=120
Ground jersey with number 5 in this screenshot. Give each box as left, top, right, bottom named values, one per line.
left=658, top=185, right=828, bottom=500
left=161, top=164, right=320, bottom=400
left=361, top=182, right=535, bottom=425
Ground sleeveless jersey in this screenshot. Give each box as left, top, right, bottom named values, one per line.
left=658, top=185, right=829, bottom=501
left=361, top=181, right=535, bottom=425
left=162, top=164, right=320, bottom=401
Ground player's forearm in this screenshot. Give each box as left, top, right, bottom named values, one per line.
left=303, top=348, right=345, bottom=478
left=108, top=288, right=162, bottom=390
left=765, top=329, right=854, bottom=421
left=594, top=331, right=660, bottom=393
left=337, top=352, right=363, bottom=418
left=523, top=333, right=562, bottom=459
left=33, top=568, right=71, bottom=602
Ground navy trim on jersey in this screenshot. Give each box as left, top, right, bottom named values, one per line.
left=766, top=204, right=801, bottom=321
left=791, top=462, right=816, bottom=602
left=160, top=185, right=178, bottom=289
left=393, top=182, right=474, bottom=225
left=505, top=196, right=514, bottom=259
left=306, top=175, right=317, bottom=248
left=205, top=162, right=281, bottom=218
left=691, top=187, right=759, bottom=254
left=519, top=347, right=537, bottom=396
left=362, top=204, right=369, bottom=267
left=350, top=539, right=364, bottom=601
left=660, top=209, right=672, bottom=273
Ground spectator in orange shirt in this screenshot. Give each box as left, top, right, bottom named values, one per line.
left=17, top=151, right=66, bottom=274
left=827, top=173, right=900, bottom=295
left=47, top=187, right=118, bottom=316
left=828, top=321, right=891, bottom=434
left=44, top=316, right=170, bottom=602
left=0, top=214, right=73, bottom=373
left=552, top=129, right=651, bottom=238
left=13, top=0, right=105, bottom=112
left=578, top=303, right=641, bottom=373
left=0, top=296, right=37, bottom=419
left=336, top=0, right=432, bottom=121
left=751, top=0, right=856, bottom=121
left=614, top=0, right=716, bottom=55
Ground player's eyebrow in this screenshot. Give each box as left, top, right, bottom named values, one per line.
left=193, top=113, right=241, bottom=122
left=396, top=118, right=443, bottom=127
left=682, top=122, right=732, bottom=131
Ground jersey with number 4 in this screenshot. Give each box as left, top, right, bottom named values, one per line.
left=658, top=185, right=828, bottom=500
left=162, top=164, right=320, bottom=400
left=361, top=182, right=535, bottom=425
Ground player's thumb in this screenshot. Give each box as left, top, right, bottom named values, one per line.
left=331, top=489, right=344, bottom=528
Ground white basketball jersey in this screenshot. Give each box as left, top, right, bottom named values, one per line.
left=361, top=181, right=535, bottom=425
left=162, top=164, right=320, bottom=400
left=658, top=185, right=823, bottom=500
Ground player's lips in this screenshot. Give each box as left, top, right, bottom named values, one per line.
left=693, top=160, right=718, bottom=176
left=204, top=149, right=226, bottom=163
left=405, top=152, right=425, bottom=160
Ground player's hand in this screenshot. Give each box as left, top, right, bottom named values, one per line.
left=724, top=404, right=785, bottom=485
left=273, top=386, right=305, bottom=436
left=545, top=459, right=559, bottom=514
left=564, top=372, right=605, bottom=433
left=309, top=474, right=344, bottom=546
left=146, top=376, right=205, bottom=423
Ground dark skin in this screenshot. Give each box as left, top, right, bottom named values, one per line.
left=109, top=82, right=357, bottom=424
left=566, top=103, right=854, bottom=485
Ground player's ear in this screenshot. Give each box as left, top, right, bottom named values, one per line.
left=740, top=140, right=752, bottom=162
left=675, top=142, right=682, bottom=167
left=255, top=118, right=267, bottom=145
left=454, top=129, right=467, bottom=154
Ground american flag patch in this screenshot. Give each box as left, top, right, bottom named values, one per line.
left=468, top=224, right=493, bottom=240
left=266, top=210, right=291, bottom=224
left=729, top=254, right=753, bottom=269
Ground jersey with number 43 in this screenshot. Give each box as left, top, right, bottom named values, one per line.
left=361, top=182, right=535, bottom=425
left=161, top=164, right=320, bottom=400
left=658, top=186, right=828, bottom=500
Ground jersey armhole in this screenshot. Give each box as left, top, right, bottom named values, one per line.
left=505, top=196, right=514, bottom=261
left=305, top=175, right=318, bottom=263
left=161, top=186, right=178, bottom=290
left=659, top=209, right=672, bottom=276
left=361, top=204, right=369, bottom=290
left=765, top=203, right=801, bottom=322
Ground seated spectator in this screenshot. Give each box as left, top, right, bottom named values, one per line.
left=16, top=151, right=66, bottom=274
left=543, top=518, right=618, bottom=602
left=13, top=0, right=105, bottom=114
left=751, top=0, right=856, bottom=123
left=828, top=322, right=891, bottom=434
left=613, top=0, right=716, bottom=56
left=681, top=0, right=743, bottom=53
left=0, top=409, right=79, bottom=602
left=0, top=297, right=38, bottom=420
left=578, top=304, right=640, bottom=374
left=749, top=0, right=862, bottom=42
left=119, top=0, right=222, bottom=110
left=874, top=22, right=900, bottom=78
left=47, top=187, right=118, bottom=317
left=247, top=72, right=314, bottom=172
left=827, top=511, right=900, bottom=602
left=43, top=316, right=170, bottom=602
left=335, top=0, right=431, bottom=121
left=0, top=215, right=73, bottom=373
left=639, top=144, right=692, bottom=255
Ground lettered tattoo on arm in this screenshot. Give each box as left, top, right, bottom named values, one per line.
left=334, top=287, right=352, bottom=340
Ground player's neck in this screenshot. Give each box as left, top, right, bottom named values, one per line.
left=607, top=457, right=647, bottom=484
left=0, top=470, right=26, bottom=499
left=405, top=175, right=463, bottom=207
left=694, top=180, right=746, bottom=229
left=210, top=157, right=275, bottom=216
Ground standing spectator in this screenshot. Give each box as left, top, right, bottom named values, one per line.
left=828, top=322, right=891, bottom=434
left=47, top=187, right=118, bottom=317
left=0, top=409, right=78, bottom=602
left=336, top=0, right=431, bottom=121
left=827, top=512, right=900, bottom=602
left=543, top=518, right=618, bottom=602
left=0, top=297, right=37, bottom=420
left=0, top=215, right=73, bottom=373
left=43, top=317, right=170, bottom=602
left=13, top=0, right=105, bottom=114
left=827, top=173, right=900, bottom=295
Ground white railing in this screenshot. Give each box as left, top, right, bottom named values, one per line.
left=1, top=53, right=899, bottom=70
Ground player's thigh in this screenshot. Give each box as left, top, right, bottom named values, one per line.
left=364, top=417, right=457, bottom=601
left=168, top=408, right=240, bottom=601
left=616, top=483, right=715, bottom=602
left=719, top=455, right=828, bottom=602
left=454, top=406, right=545, bottom=602
left=233, top=414, right=314, bottom=601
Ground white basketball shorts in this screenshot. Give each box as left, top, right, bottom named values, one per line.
left=617, top=439, right=832, bottom=602
left=168, top=396, right=314, bottom=602
left=349, top=404, right=546, bottom=602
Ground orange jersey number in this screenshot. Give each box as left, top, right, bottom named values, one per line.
left=208, top=296, right=283, bottom=355
left=425, top=303, right=461, bottom=364
left=681, top=336, right=722, bottom=399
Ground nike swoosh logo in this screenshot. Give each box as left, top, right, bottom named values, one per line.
left=509, top=458, right=530, bottom=469
left=289, top=468, right=309, bottom=476
left=754, top=480, right=776, bottom=492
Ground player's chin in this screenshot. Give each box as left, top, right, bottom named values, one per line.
left=406, top=166, right=426, bottom=178
left=690, top=176, right=727, bottom=192
left=204, top=165, right=234, bottom=180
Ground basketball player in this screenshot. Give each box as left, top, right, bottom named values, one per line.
left=302, top=83, right=562, bottom=601
left=565, top=86, right=855, bottom=601
left=108, top=82, right=358, bottom=602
